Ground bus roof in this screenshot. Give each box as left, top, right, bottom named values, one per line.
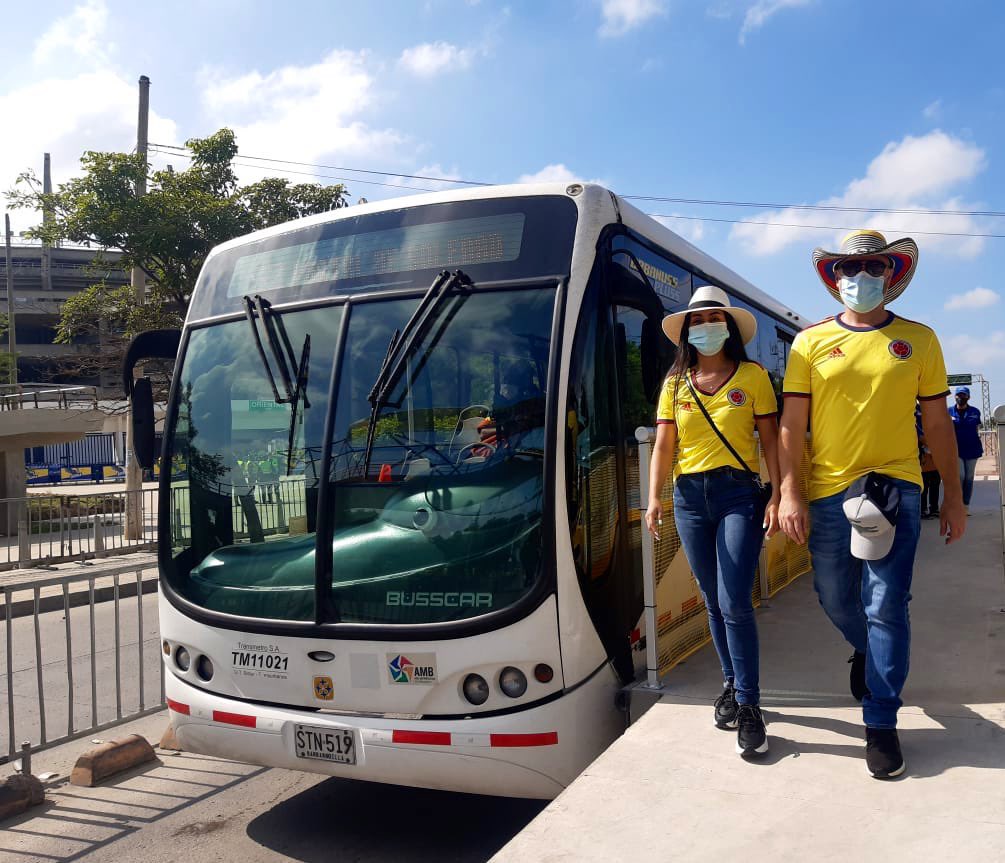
left=207, top=181, right=809, bottom=328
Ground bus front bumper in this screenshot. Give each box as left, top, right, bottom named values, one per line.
left=164, top=669, right=621, bottom=800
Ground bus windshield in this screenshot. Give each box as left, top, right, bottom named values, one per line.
left=162, top=196, right=574, bottom=628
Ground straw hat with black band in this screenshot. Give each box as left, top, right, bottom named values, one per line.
left=812, top=229, right=919, bottom=305
left=661, top=285, right=758, bottom=346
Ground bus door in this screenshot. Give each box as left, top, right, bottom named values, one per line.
left=606, top=262, right=672, bottom=682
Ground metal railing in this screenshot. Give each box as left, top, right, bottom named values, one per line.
left=980, top=429, right=999, bottom=473
left=0, top=487, right=157, bottom=570
left=0, top=383, right=100, bottom=411
left=2, top=559, right=164, bottom=766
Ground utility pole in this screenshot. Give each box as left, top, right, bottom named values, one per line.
left=4, top=213, right=15, bottom=387
left=41, top=153, right=53, bottom=292
left=125, top=75, right=150, bottom=540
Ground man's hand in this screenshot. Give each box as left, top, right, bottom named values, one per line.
left=940, top=496, right=967, bottom=545
left=779, top=490, right=809, bottom=545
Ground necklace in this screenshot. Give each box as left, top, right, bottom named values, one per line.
left=693, top=363, right=735, bottom=393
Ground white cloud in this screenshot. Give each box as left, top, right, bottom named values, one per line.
left=201, top=51, right=405, bottom=183
left=944, top=331, right=1005, bottom=376
left=598, top=0, right=667, bottom=37
left=923, top=99, right=943, bottom=121
left=0, top=71, right=178, bottom=234
left=730, top=131, right=988, bottom=259
left=739, top=0, right=811, bottom=44
left=33, top=0, right=111, bottom=66
left=398, top=42, right=475, bottom=77
left=517, top=164, right=583, bottom=184
left=654, top=214, right=706, bottom=244
left=944, top=287, right=1000, bottom=311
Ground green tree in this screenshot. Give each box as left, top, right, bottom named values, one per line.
left=8, top=129, right=350, bottom=389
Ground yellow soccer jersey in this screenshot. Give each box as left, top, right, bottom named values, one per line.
left=656, top=361, right=778, bottom=475
left=782, top=312, right=949, bottom=501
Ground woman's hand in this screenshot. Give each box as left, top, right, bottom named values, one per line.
left=645, top=497, right=663, bottom=540
left=763, top=492, right=781, bottom=538
left=778, top=490, right=809, bottom=545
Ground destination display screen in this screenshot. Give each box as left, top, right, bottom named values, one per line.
left=227, top=213, right=525, bottom=297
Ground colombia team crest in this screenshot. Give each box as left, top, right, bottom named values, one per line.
left=727, top=388, right=747, bottom=406
left=888, top=339, right=913, bottom=359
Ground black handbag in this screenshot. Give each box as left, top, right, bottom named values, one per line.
left=683, top=375, right=773, bottom=507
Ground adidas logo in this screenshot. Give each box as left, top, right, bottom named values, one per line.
left=827, top=347, right=846, bottom=359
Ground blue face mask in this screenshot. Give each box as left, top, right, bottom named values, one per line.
left=838, top=273, right=886, bottom=313
left=687, top=321, right=730, bottom=356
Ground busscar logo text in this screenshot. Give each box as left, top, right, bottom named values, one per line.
left=386, top=591, right=492, bottom=608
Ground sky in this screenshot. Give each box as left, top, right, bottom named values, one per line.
left=2, top=0, right=1004, bottom=407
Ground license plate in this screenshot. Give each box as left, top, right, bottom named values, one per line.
left=293, top=724, right=358, bottom=765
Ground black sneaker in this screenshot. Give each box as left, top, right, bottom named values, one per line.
left=713, top=681, right=739, bottom=729
left=866, top=728, right=905, bottom=779
left=735, top=704, right=769, bottom=757
left=849, top=651, right=870, bottom=701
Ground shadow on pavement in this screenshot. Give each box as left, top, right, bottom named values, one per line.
left=246, top=777, right=547, bottom=863
left=0, top=754, right=268, bottom=863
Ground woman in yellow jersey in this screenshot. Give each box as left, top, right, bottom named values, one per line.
left=644, top=286, right=781, bottom=758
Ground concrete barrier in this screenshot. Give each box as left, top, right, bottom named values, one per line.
left=69, top=734, right=158, bottom=787
left=0, top=773, right=45, bottom=821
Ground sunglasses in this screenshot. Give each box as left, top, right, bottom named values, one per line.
left=835, top=258, right=890, bottom=278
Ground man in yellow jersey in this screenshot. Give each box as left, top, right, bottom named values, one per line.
left=778, top=230, right=965, bottom=780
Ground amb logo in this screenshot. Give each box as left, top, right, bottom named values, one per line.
left=387, top=653, right=437, bottom=685
left=313, top=676, right=334, bottom=700
left=727, top=388, right=747, bottom=407
left=889, top=339, right=913, bottom=359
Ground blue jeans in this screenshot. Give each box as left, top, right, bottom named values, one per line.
left=673, top=468, right=766, bottom=706
left=808, top=478, right=921, bottom=728
left=959, top=458, right=978, bottom=505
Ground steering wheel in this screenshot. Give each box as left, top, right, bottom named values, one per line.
left=456, top=442, right=496, bottom=463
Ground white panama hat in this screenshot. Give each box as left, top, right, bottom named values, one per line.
left=660, top=285, right=758, bottom=347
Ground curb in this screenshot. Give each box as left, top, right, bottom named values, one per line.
left=70, top=734, right=158, bottom=787
left=7, top=573, right=159, bottom=619
left=0, top=773, right=45, bottom=821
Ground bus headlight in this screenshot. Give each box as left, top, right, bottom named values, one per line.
left=499, top=666, right=527, bottom=698
left=175, top=646, right=191, bottom=672
left=462, top=674, right=490, bottom=705
left=195, top=655, right=214, bottom=681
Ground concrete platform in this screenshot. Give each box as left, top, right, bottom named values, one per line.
left=493, top=481, right=1005, bottom=863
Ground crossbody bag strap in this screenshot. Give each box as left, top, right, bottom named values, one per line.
left=684, top=373, right=758, bottom=477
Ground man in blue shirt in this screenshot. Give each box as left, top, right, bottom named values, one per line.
left=949, top=386, right=983, bottom=512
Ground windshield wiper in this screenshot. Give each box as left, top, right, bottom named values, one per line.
left=242, top=294, right=298, bottom=404
left=286, top=334, right=312, bottom=474
left=361, top=269, right=472, bottom=476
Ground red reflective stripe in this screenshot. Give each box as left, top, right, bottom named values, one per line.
left=213, top=710, right=257, bottom=728
left=166, top=698, right=190, bottom=715
left=490, top=732, right=558, bottom=747
left=392, top=730, right=451, bottom=746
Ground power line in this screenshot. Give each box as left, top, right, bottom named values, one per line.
left=625, top=196, right=1005, bottom=219
left=649, top=213, right=1005, bottom=240
left=146, top=142, right=1005, bottom=240
left=148, top=146, right=439, bottom=193
left=150, top=142, right=488, bottom=187
left=150, top=141, right=1005, bottom=219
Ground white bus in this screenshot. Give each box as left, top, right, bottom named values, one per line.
left=125, top=183, right=806, bottom=799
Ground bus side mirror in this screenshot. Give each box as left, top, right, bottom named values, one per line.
left=131, top=377, right=156, bottom=470
left=122, top=329, right=181, bottom=472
